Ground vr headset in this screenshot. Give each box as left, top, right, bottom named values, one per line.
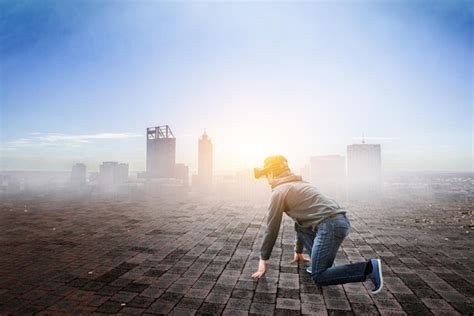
left=254, top=167, right=271, bottom=179
left=254, top=155, right=288, bottom=179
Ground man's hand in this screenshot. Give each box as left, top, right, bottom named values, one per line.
left=251, top=259, right=267, bottom=279
left=290, top=252, right=310, bottom=264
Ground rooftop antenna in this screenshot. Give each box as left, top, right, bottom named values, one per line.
left=362, top=132, right=366, bottom=144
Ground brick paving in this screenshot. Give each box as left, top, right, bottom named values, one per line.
left=0, top=197, right=472, bottom=315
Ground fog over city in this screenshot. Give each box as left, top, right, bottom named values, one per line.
left=1, top=124, right=472, bottom=205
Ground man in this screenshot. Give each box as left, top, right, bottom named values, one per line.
left=251, top=156, right=383, bottom=294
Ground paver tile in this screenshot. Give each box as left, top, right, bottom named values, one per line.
left=0, top=197, right=472, bottom=315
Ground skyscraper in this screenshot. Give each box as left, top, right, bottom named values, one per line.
left=146, top=125, right=176, bottom=178
left=310, top=155, right=346, bottom=198
left=99, top=161, right=128, bottom=191
left=347, top=142, right=382, bottom=195
left=194, top=131, right=213, bottom=190
left=99, top=161, right=119, bottom=191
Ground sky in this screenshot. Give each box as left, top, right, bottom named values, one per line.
left=0, top=0, right=472, bottom=173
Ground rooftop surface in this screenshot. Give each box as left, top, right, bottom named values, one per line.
left=0, top=197, right=472, bottom=315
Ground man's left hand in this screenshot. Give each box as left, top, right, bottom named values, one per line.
left=290, top=252, right=310, bottom=263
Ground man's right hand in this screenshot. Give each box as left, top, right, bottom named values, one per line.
left=290, top=252, right=310, bottom=263
left=251, top=259, right=267, bottom=279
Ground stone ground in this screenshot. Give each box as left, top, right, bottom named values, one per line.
left=0, top=196, right=472, bottom=315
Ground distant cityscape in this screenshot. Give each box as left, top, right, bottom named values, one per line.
left=0, top=125, right=472, bottom=204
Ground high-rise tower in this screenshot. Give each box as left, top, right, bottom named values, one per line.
left=146, top=125, right=176, bottom=178
left=347, top=142, right=382, bottom=195
left=197, top=131, right=213, bottom=189
left=99, top=161, right=128, bottom=191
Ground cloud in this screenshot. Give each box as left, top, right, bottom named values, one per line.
left=2, top=132, right=142, bottom=149
left=5, top=138, right=32, bottom=146
left=35, top=132, right=142, bottom=143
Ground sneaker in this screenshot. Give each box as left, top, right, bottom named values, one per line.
left=367, top=259, right=383, bottom=294
left=306, top=266, right=312, bottom=274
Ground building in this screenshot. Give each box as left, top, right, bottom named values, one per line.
left=70, top=163, right=86, bottom=189
left=146, top=125, right=176, bottom=178
left=99, top=162, right=118, bottom=191
left=99, top=161, right=128, bottom=191
left=309, top=155, right=346, bottom=198
left=347, top=142, right=382, bottom=196
left=198, top=132, right=213, bottom=182
left=194, top=131, right=213, bottom=190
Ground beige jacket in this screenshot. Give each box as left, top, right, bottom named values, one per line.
left=260, top=173, right=346, bottom=260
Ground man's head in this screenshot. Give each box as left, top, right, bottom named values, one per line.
left=254, top=155, right=290, bottom=182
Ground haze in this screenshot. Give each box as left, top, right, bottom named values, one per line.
left=1, top=1, right=472, bottom=173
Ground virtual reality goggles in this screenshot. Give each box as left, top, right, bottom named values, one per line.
left=254, top=155, right=289, bottom=179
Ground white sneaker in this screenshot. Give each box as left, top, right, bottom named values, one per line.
left=367, top=259, right=383, bottom=294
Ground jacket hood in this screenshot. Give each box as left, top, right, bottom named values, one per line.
left=270, top=172, right=302, bottom=189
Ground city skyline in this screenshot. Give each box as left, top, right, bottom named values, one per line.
left=1, top=1, right=472, bottom=172
left=0, top=128, right=470, bottom=174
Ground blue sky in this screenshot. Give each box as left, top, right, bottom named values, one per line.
left=0, top=0, right=472, bottom=172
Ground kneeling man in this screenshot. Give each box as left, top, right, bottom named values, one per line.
left=251, top=156, right=383, bottom=294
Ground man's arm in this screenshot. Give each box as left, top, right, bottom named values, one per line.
left=260, top=191, right=285, bottom=260
left=252, top=191, right=285, bottom=279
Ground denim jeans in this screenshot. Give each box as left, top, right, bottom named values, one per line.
left=295, top=214, right=368, bottom=286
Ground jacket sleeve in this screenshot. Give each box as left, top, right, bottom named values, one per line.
left=260, top=189, right=286, bottom=260
left=294, top=223, right=304, bottom=254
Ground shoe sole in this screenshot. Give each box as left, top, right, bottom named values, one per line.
left=371, top=259, right=383, bottom=294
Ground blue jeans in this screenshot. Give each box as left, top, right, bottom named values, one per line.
left=295, top=214, right=368, bottom=286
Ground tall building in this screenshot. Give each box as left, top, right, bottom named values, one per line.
left=198, top=132, right=213, bottom=180
left=99, top=162, right=118, bottom=191
left=70, top=163, right=86, bottom=189
left=195, top=131, right=213, bottom=190
left=99, top=161, right=128, bottom=191
left=347, top=142, right=382, bottom=195
left=146, top=125, right=176, bottom=178
left=310, top=155, right=346, bottom=198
